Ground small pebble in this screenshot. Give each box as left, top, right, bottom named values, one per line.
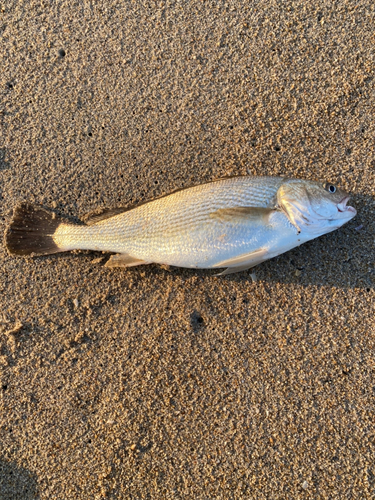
left=302, top=480, right=308, bottom=490
left=73, top=298, right=79, bottom=308
left=295, top=269, right=302, bottom=277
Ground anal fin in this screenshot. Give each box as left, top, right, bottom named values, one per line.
left=105, top=253, right=150, bottom=269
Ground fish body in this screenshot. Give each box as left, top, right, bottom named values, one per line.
left=5, top=176, right=356, bottom=275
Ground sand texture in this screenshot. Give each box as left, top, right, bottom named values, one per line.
left=1, top=0, right=374, bottom=498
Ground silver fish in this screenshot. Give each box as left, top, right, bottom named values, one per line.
left=5, top=176, right=356, bottom=275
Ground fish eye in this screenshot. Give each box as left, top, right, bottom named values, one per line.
left=324, top=183, right=336, bottom=193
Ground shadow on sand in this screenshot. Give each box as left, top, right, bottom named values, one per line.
left=0, top=458, right=39, bottom=500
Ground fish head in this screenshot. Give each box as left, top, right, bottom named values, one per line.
left=277, top=178, right=357, bottom=235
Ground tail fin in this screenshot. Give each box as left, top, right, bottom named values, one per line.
left=5, top=203, right=67, bottom=256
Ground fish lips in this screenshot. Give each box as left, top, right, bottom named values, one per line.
left=337, top=196, right=356, bottom=217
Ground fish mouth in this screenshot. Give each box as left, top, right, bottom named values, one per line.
left=337, top=196, right=356, bottom=215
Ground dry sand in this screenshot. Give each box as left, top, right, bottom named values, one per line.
left=1, top=0, right=374, bottom=498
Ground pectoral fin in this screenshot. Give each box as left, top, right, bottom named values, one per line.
left=210, top=207, right=274, bottom=224
left=213, top=248, right=269, bottom=276
left=105, top=253, right=150, bottom=268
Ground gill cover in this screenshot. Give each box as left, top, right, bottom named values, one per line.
left=277, top=178, right=354, bottom=234
left=277, top=179, right=315, bottom=233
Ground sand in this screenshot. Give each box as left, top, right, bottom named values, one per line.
left=1, top=0, right=374, bottom=498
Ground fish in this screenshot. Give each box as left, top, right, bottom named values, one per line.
left=4, top=176, right=356, bottom=275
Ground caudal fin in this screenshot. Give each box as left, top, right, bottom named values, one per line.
left=5, top=203, right=67, bottom=256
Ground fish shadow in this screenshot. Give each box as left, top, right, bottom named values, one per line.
left=0, top=458, right=40, bottom=500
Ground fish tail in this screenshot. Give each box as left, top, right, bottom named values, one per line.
left=5, top=203, right=76, bottom=256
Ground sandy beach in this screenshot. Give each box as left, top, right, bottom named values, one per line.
left=1, top=0, right=374, bottom=498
